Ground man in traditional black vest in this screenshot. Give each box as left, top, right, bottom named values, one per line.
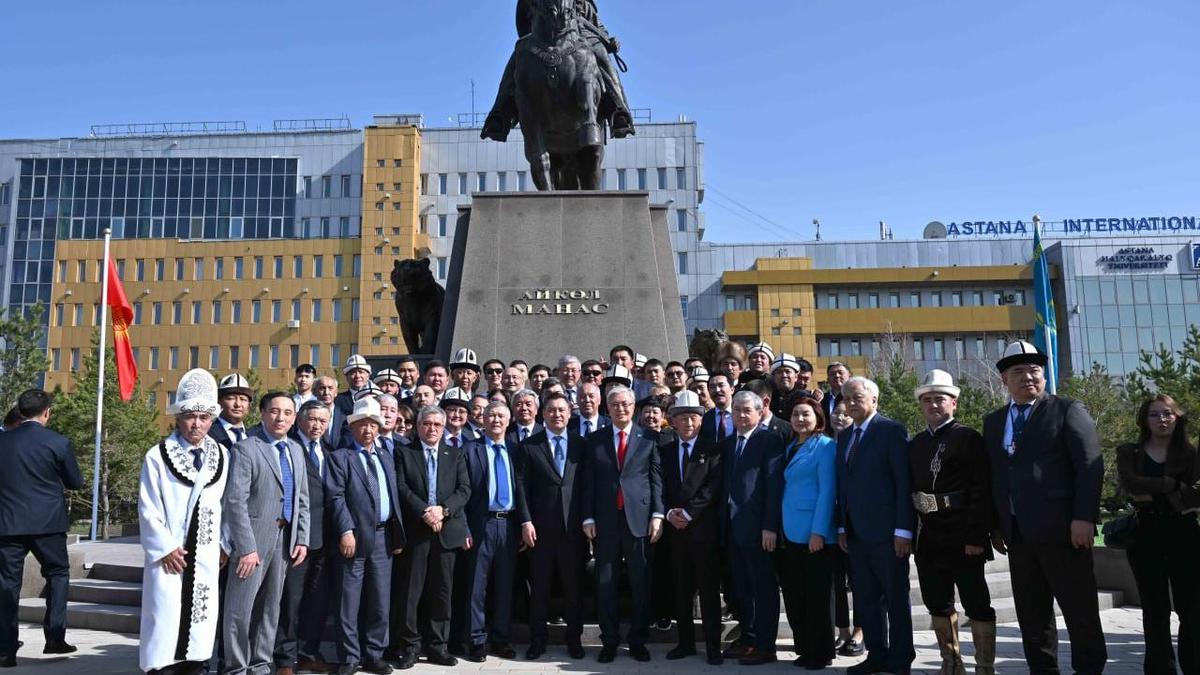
left=984, top=341, right=1106, bottom=674
left=0, top=389, right=85, bottom=666
left=516, top=393, right=588, bottom=660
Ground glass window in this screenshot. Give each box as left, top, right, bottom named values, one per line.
left=498, top=172, right=507, bottom=192
left=214, top=258, right=224, bottom=280
left=437, top=257, right=447, bottom=279
left=477, top=172, right=487, bottom=191
left=955, top=338, right=965, bottom=359
left=334, top=255, right=344, bottom=276
left=212, top=301, right=222, bottom=323
left=438, top=215, right=448, bottom=237
left=272, top=300, right=281, bottom=323
left=333, top=299, right=343, bottom=321
left=1014, top=290, right=1027, bottom=305
left=830, top=339, right=841, bottom=356
left=972, top=290, right=984, bottom=306
left=209, top=346, right=219, bottom=369
left=231, top=300, right=241, bottom=323
left=458, top=173, right=468, bottom=194
left=951, top=291, right=963, bottom=307
left=933, top=338, right=944, bottom=359
left=930, top=291, right=942, bottom=307
left=133, top=303, right=143, bottom=325
left=289, top=345, right=300, bottom=368
left=310, top=345, right=320, bottom=367
left=303, top=176, right=312, bottom=198
left=193, top=258, right=204, bottom=281
left=249, top=345, right=260, bottom=368
left=676, top=210, right=686, bottom=231
left=353, top=255, right=361, bottom=276
left=189, top=346, right=199, bottom=368
left=847, top=293, right=859, bottom=309
left=993, top=290, right=1004, bottom=305
left=889, top=292, right=900, bottom=308
left=136, top=259, right=145, bottom=281
left=330, top=344, right=341, bottom=369
left=149, top=347, right=159, bottom=370
left=340, top=175, right=351, bottom=198
left=313, top=255, right=324, bottom=278
left=976, top=337, right=985, bottom=356
left=252, top=300, right=261, bottom=323
left=291, top=299, right=301, bottom=320
left=913, top=338, right=924, bottom=360
left=617, top=169, right=627, bottom=190
left=680, top=295, right=688, bottom=319
left=229, top=346, right=240, bottom=369
left=677, top=252, right=688, bottom=274
left=676, top=167, right=686, bottom=189
left=868, top=293, right=880, bottom=309
left=274, top=256, right=283, bottom=278
left=153, top=302, right=162, bottom=325
left=657, top=167, right=667, bottom=189
left=321, top=176, right=331, bottom=198
left=850, top=339, right=861, bottom=356
left=910, top=291, right=921, bottom=307
left=438, top=173, right=447, bottom=194
left=175, top=258, right=184, bottom=280
left=637, top=168, right=647, bottom=190
left=191, top=301, right=201, bottom=324
left=254, top=256, right=263, bottom=279
left=293, top=255, right=303, bottom=278
left=352, top=299, right=360, bottom=321
left=312, top=299, right=322, bottom=322
left=270, top=345, right=280, bottom=368
left=826, top=292, right=839, bottom=309
left=172, top=302, right=181, bottom=324
left=517, top=172, right=527, bottom=190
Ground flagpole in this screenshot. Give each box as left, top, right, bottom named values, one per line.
left=90, top=228, right=112, bottom=541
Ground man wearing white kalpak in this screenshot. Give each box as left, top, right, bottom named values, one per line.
left=138, top=369, right=230, bottom=675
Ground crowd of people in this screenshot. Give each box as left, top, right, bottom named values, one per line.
left=1, top=338, right=1198, bottom=674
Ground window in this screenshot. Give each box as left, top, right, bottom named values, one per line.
left=826, top=292, right=838, bottom=309
left=955, top=338, right=965, bottom=360
left=149, top=347, right=159, bottom=370
left=154, top=259, right=164, bottom=281
left=312, top=299, right=322, bottom=322
left=436, top=257, right=447, bottom=280
left=117, top=260, right=127, bottom=280
left=913, top=338, right=924, bottom=360
left=133, top=303, right=143, bottom=325
left=321, top=176, right=331, bottom=198
left=270, top=345, right=279, bottom=368
left=77, top=261, right=87, bottom=282
left=993, top=291, right=1004, bottom=305
left=136, top=259, right=145, bottom=281
left=191, top=301, right=201, bottom=324
left=847, top=293, right=860, bottom=309
left=334, top=255, right=344, bottom=276
left=995, top=337, right=1006, bottom=355
left=175, top=259, right=184, bottom=281
left=271, top=300, right=281, bottom=322
left=209, top=346, right=219, bottom=369
left=212, top=258, right=223, bottom=280
left=274, top=256, right=283, bottom=279
left=169, top=346, right=179, bottom=369
left=676, top=210, right=686, bottom=231
left=249, top=345, right=260, bottom=368
left=353, top=255, right=361, bottom=276
left=677, top=167, right=686, bottom=189
left=254, top=256, right=264, bottom=279
left=1014, top=290, right=1027, bottom=305
left=194, top=258, right=204, bottom=280
left=252, top=300, right=261, bottom=323
left=850, top=339, right=862, bottom=356
left=438, top=173, right=447, bottom=194
left=54, top=304, right=63, bottom=327
left=70, top=348, right=80, bottom=371
left=743, top=294, right=757, bottom=311
left=438, top=215, right=448, bottom=237
left=976, top=337, right=985, bottom=356
left=212, top=301, right=222, bottom=323
left=657, top=167, right=667, bottom=189
left=293, top=256, right=303, bottom=278
left=229, top=346, right=240, bottom=369
left=458, top=173, right=468, bottom=194
left=477, top=172, right=487, bottom=191
left=497, top=172, right=507, bottom=192
left=617, top=169, right=627, bottom=190
left=303, top=176, right=312, bottom=198
left=189, top=346, right=199, bottom=368
left=830, top=339, right=842, bottom=356
left=910, top=291, right=922, bottom=307
left=291, top=299, right=301, bottom=321
left=172, top=302, right=182, bottom=325
left=231, top=300, right=241, bottom=323
left=352, top=299, right=361, bottom=321
left=972, top=290, right=984, bottom=306
left=330, top=344, right=341, bottom=369
left=152, top=302, right=162, bottom=325
left=933, top=338, right=944, bottom=359
left=929, top=291, right=942, bottom=307
left=889, top=292, right=900, bottom=308
left=868, top=292, right=880, bottom=309
left=637, top=168, right=647, bottom=189
left=230, top=217, right=244, bottom=239
left=332, top=299, right=343, bottom=322
left=680, top=295, right=689, bottom=319
left=319, top=217, right=330, bottom=238
left=677, top=252, right=688, bottom=274
left=517, top=171, right=527, bottom=190
left=340, top=174, right=351, bottom=198
left=234, top=257, right=244, bottom=279
left=951, top=291, right=963, bottom=307
left=792, top=308, right=802, bottom=317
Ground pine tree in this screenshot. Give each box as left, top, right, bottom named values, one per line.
left=0, top=304, right=49, bottom=412
left=1062, top=362, right=1136, bottom=512
left=51, top=331, right=160, bottom=537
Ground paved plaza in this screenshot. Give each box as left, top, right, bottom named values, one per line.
left=10, top=607, right=1156, bottom=674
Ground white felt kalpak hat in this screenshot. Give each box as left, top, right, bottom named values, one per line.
left=914, top=369, right=961, bottom=400
left=348, top=396, right=384, bottom=426
left=170, top=369, right=220, bottom=416
left=996, top=340, right=1047, bottom=373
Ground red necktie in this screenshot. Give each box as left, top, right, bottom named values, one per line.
left=616, top=430, right=628, bottom=510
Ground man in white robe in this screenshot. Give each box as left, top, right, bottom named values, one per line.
left=139, top=369, right=228, bottom=675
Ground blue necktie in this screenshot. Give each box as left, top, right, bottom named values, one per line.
left=492, top=443, right=511, bottom=511
left=846, top=427, right=864, bottom=465
left=307, top=440, right=321, bottom=477
left=519, top=427, right=528, bottom=442
left=583, top=419, right=592, bottom=435
left=366, top=451, right=389, bottom=523
left=276, top=441, right=294, bottom=523
left=553, top=436, right=566, bottom=476
left=233, top=427, right=245, bottom=442
left=191, top=448, right=204, bottom=471
left=718, top=411, right=729, bottom=440
left=1012, top=404, right=1032, bottom=442
left=426, top=448, right=438, bottom=506
left=735, top=435, right=746, bottom=458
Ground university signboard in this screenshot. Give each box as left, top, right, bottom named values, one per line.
left=944, top=216, right=1200, bottom=238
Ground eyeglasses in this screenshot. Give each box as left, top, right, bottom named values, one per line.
left=484, top=368, right=503, bottom=375
left=1148, top=411, right=1178, bottom=420
left=584, top=370, right=603, bottom=377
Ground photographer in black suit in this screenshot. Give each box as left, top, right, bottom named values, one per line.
left=984, top=341, right=1106, bottom=674
left=0, top=389, right=85, bottom=666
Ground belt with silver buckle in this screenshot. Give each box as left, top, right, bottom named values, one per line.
left=489, top=511, right=511, bottom=519
left=911, top=491, right=964, bottom=514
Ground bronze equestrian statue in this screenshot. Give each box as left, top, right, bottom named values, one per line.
left=482, top=0, right=635, bottom=190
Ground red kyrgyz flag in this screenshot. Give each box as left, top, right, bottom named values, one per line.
left=105, top=259, right=138, bottom=401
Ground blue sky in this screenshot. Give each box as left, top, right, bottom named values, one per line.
left=4, top=1, right=1198, bottom=242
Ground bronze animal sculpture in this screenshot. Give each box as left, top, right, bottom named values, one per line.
left=391, top=258, right=444, bottom=354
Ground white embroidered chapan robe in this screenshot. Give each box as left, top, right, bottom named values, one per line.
left=138, top=432, right=228, bottom=672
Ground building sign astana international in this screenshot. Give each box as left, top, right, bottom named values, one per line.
left=511, top=289, right=611, bottom=316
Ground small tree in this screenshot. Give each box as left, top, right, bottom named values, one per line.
left=955, top=378, right=1005, bottom=433
left=0, top=304, right=49, bottom=412
left=242, top=367, right=265, bottom=428
left=869, top=328, right=922, bottom=434
left=1127, top=326, right=1200, bottom=414
left=1061, top=362, right=1136, bottom=513
left=52, top=331, right=160, bottom=536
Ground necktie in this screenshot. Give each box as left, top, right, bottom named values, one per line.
left=233, top=427, right=245, bottom=442
left=846, top=427, right=864, bottom=465
left=735, top=435, right=746, bottom=459
left=583, top=419, right=592, bottom=435
left=363, top=450, right=387, bottom=523
left=1013, top=404, right=1032, bottom=442
left=492, top=443, right=511, bottom=511
left=553, top=436, right=566, bottom=476
left=680, top=442, right=690, bottom=481
left=718, top=411, right=728, bottom=440
left=307, top=440, right=321, bottom=477
left=191, top=448, right=204, bottom=471
left=616, top=430, right=628, bottom=510
left=519, top=427, right=528, bottom=442
left=449, top=436, right=459, bottom=448
left=276, top=441, right=294, bottom=523
left=426, top=448, right=438, bottom=506
left=567, top=389, right=576, bottom=404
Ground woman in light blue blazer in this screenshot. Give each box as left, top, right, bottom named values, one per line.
left=779, top=396, right=838, bottom=670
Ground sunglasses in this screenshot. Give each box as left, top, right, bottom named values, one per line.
left=484, top=368, right=504, bottom=375
left=584, top=370, right=603, bottom=377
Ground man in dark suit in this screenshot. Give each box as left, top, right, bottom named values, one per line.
left=741, top=379, right=793, bottom=445
left=836, top=376, right=915, bottom=675
left=824, top=362, right=851, bottom=421
left=0, top=389, right=85, bottom=666
left=327, top=397, right=406, bottom=675
left=334, top=354, right=374, bottom=418
left=581, top=385, right=664, bottom=663
left=568, top=382, right=609, bottom=437
left=208, top=373, right=254, bottom=450
left=720, top=390, right=785, bottom=666
left=516, top=393, right=588, bottom=660
left=276, top=400, right=336, bottom=675
left=661, top=391, right=724, bottom=665
left=700, top=373, right=735, bottom=443
left=506, top=389, right=544, bottom=446
left=984, top=341, right=1106, bottom=674
left=392, top=406, right=471, bottom=669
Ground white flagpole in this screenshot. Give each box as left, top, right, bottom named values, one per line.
left=90, top=228, right=112, bottom=541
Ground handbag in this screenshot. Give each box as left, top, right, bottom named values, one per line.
left=1102, top=512, right=1138, bottom=549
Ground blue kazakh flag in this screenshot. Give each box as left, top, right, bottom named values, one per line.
left=1032, top=223, right=1058, bottom=393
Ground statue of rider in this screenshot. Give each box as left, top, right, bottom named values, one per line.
left=482, top=0, right=635, bottom=142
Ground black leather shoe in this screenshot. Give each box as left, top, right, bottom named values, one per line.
left=567, top=643, right=585, bottom=659
left=722, top=642, right=751, bottom=659
left=597, top=645, right=617, bottom=663
left=43, top=641, right=77, bottom=655
left=666, top=645, right=696, bottom=660
left=361, top=661, right=393, bottom=675
left=846, top=660, right=887, bottom=675
left=838, top=638, right=864, bottom=657
left=630, top=645, right=651, bottom=662
left=489, top=643, right=516, bottom=659
left=395, top=653, right=417, bottom=670
left=740, top=650, right=778, bottom=666
left=0, top=655, right=14, bottom=669
left=706, top=649, right=724, bottom=666
left=464, top=644, right=487, bottom=663
left=525, top=643, right=545, bottom=660
left=424, top=650, right=457, bottom=667
left=336, top=664, right=359, bottom=675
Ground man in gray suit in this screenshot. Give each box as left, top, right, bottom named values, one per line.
left=222, top=392, right=310, bottom=675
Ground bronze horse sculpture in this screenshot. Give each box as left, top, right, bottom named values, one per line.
left=483, top=0, right=632, bottom=190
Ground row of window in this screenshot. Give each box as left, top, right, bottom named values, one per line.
left=302, top=175, right=357, bottom=200
left=52, top=297, right=362, bottom=328
left=817, top=289, right=1028, bottom=310
left=60, top=254, right=362, bottom=285
left=816, top=334, right=1029, bottom=360
left=52, top=342, right=359, bottom=375
left=20, top=157, right=295, bottom=177
left=418, top=166, right=690, bottom=197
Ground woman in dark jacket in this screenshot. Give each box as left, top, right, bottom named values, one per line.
left=1117, top=394, right=1200, bottom=675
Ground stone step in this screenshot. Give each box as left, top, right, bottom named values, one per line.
left=68, top=578, right=142, bottom=606
left=19, top=599, right=139, bottom=634
left=89, top=562, right=142, bottom=584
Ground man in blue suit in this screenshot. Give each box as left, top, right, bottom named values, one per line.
left=836, top=376, right=916, bottom=675
left=0, top=390, right=85, bottom=666
left=581, top=385, right=664, bottom=663
left=720, top=390, right=785, bottom=666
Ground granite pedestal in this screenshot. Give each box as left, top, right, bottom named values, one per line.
left=436, top=191, right=688, bottom=365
